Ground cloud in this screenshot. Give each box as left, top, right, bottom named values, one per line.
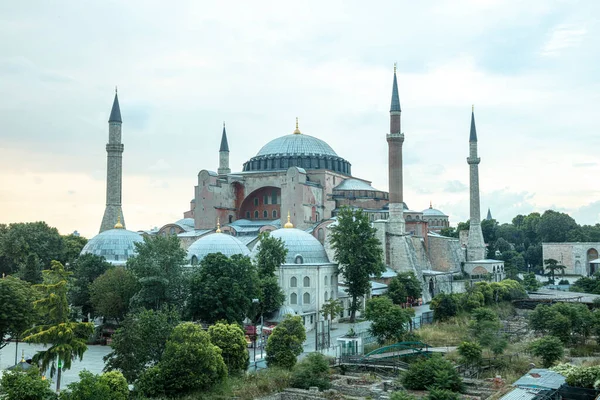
left=148, top=159, right=171, bottom=172
left=541, top=24, right=587, bottom=56
left=444, top=180, right=468, bottom=193
left=573, top=162, right=596, bottom=168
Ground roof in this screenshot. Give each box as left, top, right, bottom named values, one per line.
left=177, top=229, right=212, bottom=238
left=187, top=233, right=250, bottom=264
left=500, top=388, right=538, bottom=400
left=470, top=110, right=477, bottom=142
left=108, top=92, right=122, bottom=123
left=465, top=259, right=504, bottom=264
left=219, top=124, right=229, bottom=152
left=422, top=207, right=447, bottom=217
left=334, top=178, right=380, bottom=191
left=255, top=133, right=339, bottom=158
left=371, top=281, right=388, bottom=295
left=390, top=70, right=401, bottom=112
left=589, top=258, right=600, bottom=263
left=80, top=228, right=143, bottom=266
left=252, top=228, right=330, bottom=264
left=513, top=369, right=566, bottom=391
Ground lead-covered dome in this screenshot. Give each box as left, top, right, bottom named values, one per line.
left=243, top=125, right=351, bottom=175
left=252, top=228, right=330, bottom=264
left=80, top=228, right=143, bottom=266
left=422, top=207, right=447, bottom=217
left=187, top=233, right=250, bottom=265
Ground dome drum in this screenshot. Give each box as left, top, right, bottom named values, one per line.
left=243, top=154, right=350, bottom=175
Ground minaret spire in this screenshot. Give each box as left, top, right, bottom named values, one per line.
left=100, top=90, right=125, bottom=232
left=387, top=64, right=405, bottom=235
left=218, top=122, right=231, bottom=175
left=486, top=208, right=493, bottom=221
left=466, top=106, right=486, bottom=261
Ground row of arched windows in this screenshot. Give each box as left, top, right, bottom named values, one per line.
left=289, top=291, right=332, bottom=305
left=245, top=210, right=278, bottom=219
left=289, top=275, right=332, bottom=288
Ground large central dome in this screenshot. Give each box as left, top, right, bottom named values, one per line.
left=243, top=123, right=351, bottom=175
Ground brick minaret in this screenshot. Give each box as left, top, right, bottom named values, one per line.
left=387, top=64, right=405, bottom=234
left=218, top=122, right=231, bottom=175
left=100, top=90, right=125, bottom=233
left=466, top=106, right=486, bottom=261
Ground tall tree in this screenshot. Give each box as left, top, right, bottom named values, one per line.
left=329, top=207, right=384, bottom=322
left=0, top=276, right=37, bottom=350
left=17, top=254, right=43, bottom=284
left=69, top=253, right=113, bottom=320
left=265, top=315, right=306, bottom=369
left=208, top=322, right=249, bottom=375
left=254, top=232, right=287, bottom=318
left=387, top=271, right=422, bottom=305
left=365, top=296, right=414, bottom=344
left=61, top=234, right=88, bottom=268
left=188, top=253, right=258, bottom=324
left=23, top=261, right=94, bottom=392
left=90, top=267, right=139, bottom=322
left=127, top=235, right=188, bottom=310
left=537, top=210, right=579, bottom=243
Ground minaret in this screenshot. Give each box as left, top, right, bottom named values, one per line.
left=387, top=63, right=405, bottom=234
left=486, top=208, right=493, bottom=221
left=466, top=106, right=486, bottom=261
left=218, top=122, right=231, bottom=175
left=100, top=89, right=125, bottom=233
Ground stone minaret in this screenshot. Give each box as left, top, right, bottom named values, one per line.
left=100, top=90, right=125, bottom=233
left=218, top=122, right=231, bottom=175
left=466, top=106, right=486, bottom=261
left=387, top=64, right=405, bottom=234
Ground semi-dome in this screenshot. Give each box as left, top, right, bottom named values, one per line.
left=80, top=228, right=143, bottom=266
left=187, top=233, right=250, bottom=265
left=252, top=228, right=330, bottom=264
left=242, top=123, right=351, bottom=175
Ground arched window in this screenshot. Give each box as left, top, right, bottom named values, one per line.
left=303, top=276, right=310, bottom=287
left=169, top=227, right=176, bottom=235
left=316, top=212, right=320, bottom=221
left=324, top=275, right=329, bottom=286
left=290, top=293, right=297, bottom=305
left=254, top=210, right=259, bottom=219
left=246, top=211, right=250, bottom=218
left=295, top=255, right=303, bottom=264
left=191, top=255, right=198, bottom=265
left=272, top=210, right=277, bottom=219
left=228, top=215, right=233, bottom=223
left=263, top=210, right=268, bottom=218
left=290, top=277, right=297, bottom=287
left=254, top=198, right=259, bottom=206
left=303, top=292, right=310, bottom=304
left=324, top=291, right=328, bottom=301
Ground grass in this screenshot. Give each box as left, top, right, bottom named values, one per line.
left=415, top=315, right=469, bottom=347
left=568, top=342, right=600, bottom=357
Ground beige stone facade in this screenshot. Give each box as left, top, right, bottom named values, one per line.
left=542, top=242, right=600, bottom=276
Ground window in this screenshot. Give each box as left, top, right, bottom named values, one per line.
left=310, top=315, right=313, bottom=324
left=271, top=190, right=277, bottom=204
left=191, top=255, right=198, bottom=265
left=324, top=291, right=328, bottom=301
left=290, top=277, right=297, bottom=287
left=303, top=292, right=310, bottom=304
left=246, top=211, right=250, bottom=218
left=263, top=210, right=268, bottom=218
left=272, top=210, right=277, bottom=219
left=315, top=212, right=320, bottom=221
left=254, top=210, right=259, bottom=219
left=169, top=227, right=176, bottom=235
left=254, top=198, right=259, bottom=206
left=228, top=215, right=233, bottom=223
left=295, top=255, right=303, bottom=264
left=290, top=293, right=297, bottom=304
left=263, top=195, right=269, bottom=205
left=324, top=275, right=329, bottom=286
left=303, top=276, right=310, bottom=287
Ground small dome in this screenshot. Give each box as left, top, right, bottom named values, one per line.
left=422, top=208, right=447, bottom=217
left=270, top=305, right=297, bottom=323
left=334, top=178, right=380, bottom=191
left=174, top=218, right=195, bottom=229
left=80, top=229, right=143, bottom=266
left=252, top=228, right=329, bottom=264
left=187, top=233, right=250, bottom=265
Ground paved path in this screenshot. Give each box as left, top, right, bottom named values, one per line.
left=368, top=346, right=457, bottom=359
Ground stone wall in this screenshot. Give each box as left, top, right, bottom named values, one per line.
left=427, top=234, right=464, bottom=272
left=542, top=242, right=600, bottom=276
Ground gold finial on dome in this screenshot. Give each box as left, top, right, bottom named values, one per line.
left=216, top=217, right=222, bottom=233
left=430, top=200, right=432, bottom=209
left=293, top=117, right=301, bottom=134
left=114, top=214, right=123, bottom=229
left=284, top=210, right=294, bottom=228
left=20, top=349, right=25, bottom=363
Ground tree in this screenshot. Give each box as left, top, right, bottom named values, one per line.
left=365, top=296, right=414, bottom=344
left=529, top=336, right=564, bottom=367
left=89, top=267, right=139, bottom=322
left=18, top=254, right=43, bottom=284
left=257, top=275, right=285, bottom=320
left=61, top=234, right=88, bottom=268
left=104, top=307, right=180, bottom=383
left=544, top=259, right=566, bottom=283
left=0, top=275, right=36, bottom=350
left=127, top=235, right=188, bottom=311
left=60, top=370, right=128, bottom=400
left=439, top=227, right=457, bottom=238
left=481, top=218, right=498, bottom=245
left=430, top=293, right=459, bottom=322
left=23, top=261, right=94, bottom=392
left=188, top=253, right=258, bottom=324
left=320, top=298, right=344, bottom=322
left=69, top=253, right=113, bottom=320
left=387, top=271, right=422, bottom=305
left=522, top=272, right=541, bottom=291
left=402, top=354, right=462, bottom=392
left=208, top=322, right=249, bottom=375
left=135, top=322, right=227, bottom=397
left=254, top=232, right=287, bottom=318
left=0, top=367, right=56, bottom=400
left=265, top=315, right=306, bottom=369
left=290, top=353, right=331, bottom=390
left=329, top=207, right=384, bottom=322
left=537, top=210, right=578, bottom=243
left=457, top=341, right=482, bottom=366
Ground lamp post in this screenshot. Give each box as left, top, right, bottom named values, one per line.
left=56, top=358, right=62, bottom=393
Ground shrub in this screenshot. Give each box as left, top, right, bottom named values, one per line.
left=402, top=354, right=462, bottom=392
left=60, top=370, right=128, bottom=400
left=265, top=315, right=306, bottom=369
left=529, top=336, right=564, bottom=368
left=430, top=293, right=459, bottom=322
left=457, top=341, right=482, bottom=365
left=564, top=365, right=600, bottom=389
left=208, top=322, right=250, bottom=375
left=390, top=391, right=418, bottom=400
left=290, top=353, right=331, bottom=390
left=427, top=388, right=461, bottom=400
left=0, top=367, right=56, bottom=400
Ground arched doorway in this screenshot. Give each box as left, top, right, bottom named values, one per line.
left=588, top=248, right=599, bottom=276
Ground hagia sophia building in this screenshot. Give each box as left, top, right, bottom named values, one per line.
left=81, top=67, right=504, bottom=329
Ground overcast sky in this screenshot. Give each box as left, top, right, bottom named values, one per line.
left=1, top=0, right=599, bottom=238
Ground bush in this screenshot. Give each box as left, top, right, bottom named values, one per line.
left=0, top=367, right=56, bottom=400
left=390, top=391, right=418, bottom=400
left=208, top=322, right=250, bottom=375
left=290, top=353, right=331, bottom=390
left=564, top=365, right=600, bottom=389
left=427, top=388, right=460, bottom=400
left=60, top=370, right=128, bottom=400
left=402, top=354, right=462, bottom=392
left=457, top=341, right=482, bottom=365
left=266, top=315, right=306, bottom=369
left=430, top=294, right=459, bottom=322
left=529, top=336, right=564, bottom=368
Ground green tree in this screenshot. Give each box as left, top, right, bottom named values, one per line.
left=104, top=307, right=180, bottom=383
left=188, top=253, right=258, bottom=324
left=89, top=267, right=139, bottom=322
left=320, top=298, right=344, bottom=322
left=266, top=315, right=306, bottom=369
left=208, top=322, right=249, bottom=375
left=439, top=227, right=457, bottom=238
left=18, top=253, right=43, bottom=284
left=529, top=336, right=564, bottom=367
left=365, top=296, right=414, bottom=344
left=127, top=234, right=188, bottom=310
left=254, top=232, right=287, bottom=318
left=524, top=244, right=543, bottom=271
left=481, top=218, right=498, bottom=245
left=257, top=275, right=285, bottom=320
left=60, top=370, right=128, bottom=400
left=457, top=341, right=482, bottom=366
left=69, top=253, right=113, bottom=320
left=135, top=322, right=227, bottom=397
left=402, top=354, right=462, bottom=392
left=290, top=353, right=331, bottom=390
left=427, top=388, right=461, bottom=400
left=0, top=275, right=36, bottom=350
left=23, top=261, right=94, bottom=392
left=522, top=272, right=541, bottom=291
left=61, top=234, right=88, bottom=268
left=0, top=367, right=56, bottom=400
left=329, top=207, right=384, bottom=322
left=387, top=271, right=423, bottom=305
left=537, top=210, right=579, bottom=243
left=544, top=258, right=566, bottom=283
left=430, top=293, right=459, bottom=322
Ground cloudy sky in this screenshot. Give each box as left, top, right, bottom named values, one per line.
left=1, top=0, right=599, bottom=238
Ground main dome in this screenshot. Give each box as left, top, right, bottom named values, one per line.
left=243, top=130, right=351, bottom=175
